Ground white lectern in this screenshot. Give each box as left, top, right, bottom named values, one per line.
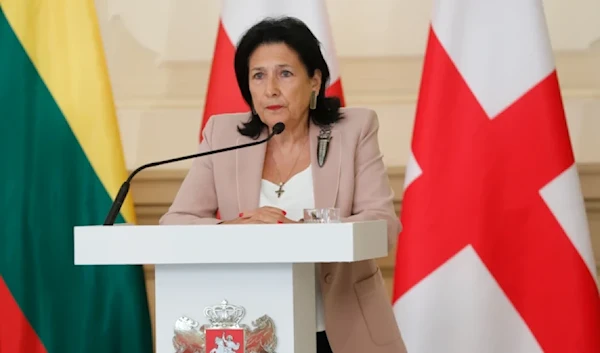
left=74, top=220, right=388, bottom=353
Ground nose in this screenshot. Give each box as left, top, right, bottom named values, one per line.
left=265, top=74, right=280, bottom=97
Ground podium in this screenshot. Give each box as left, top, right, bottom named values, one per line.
left=74, top=220, right=389, bottom=353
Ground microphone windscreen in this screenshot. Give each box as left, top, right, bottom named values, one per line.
left=272, top=122, right=285, bottom=134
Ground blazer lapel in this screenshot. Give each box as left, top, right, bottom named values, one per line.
left=236, top=132, right=267, bottom=212
left=310, top=123, right=341, bottom=208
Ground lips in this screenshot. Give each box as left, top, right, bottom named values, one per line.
left=266, top=105, right=282, bottom=110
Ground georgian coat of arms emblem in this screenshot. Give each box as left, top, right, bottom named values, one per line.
left=173, top=299, right=277, bottom=353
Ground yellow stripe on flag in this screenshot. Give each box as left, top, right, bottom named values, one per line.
left=1, top=0, right=136, bottom=224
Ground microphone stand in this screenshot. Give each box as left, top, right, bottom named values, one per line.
left=103, top=123, right=285, bottom=225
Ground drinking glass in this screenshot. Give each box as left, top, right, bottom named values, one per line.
left=303, top=208, right=341, bottom=223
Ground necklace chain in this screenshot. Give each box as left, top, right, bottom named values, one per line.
left=270, top=137, right=308, bottom=198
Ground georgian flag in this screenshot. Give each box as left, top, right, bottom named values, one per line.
left=392, top=1, right=600, bottom=352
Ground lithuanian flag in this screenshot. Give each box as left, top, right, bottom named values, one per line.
left=0, top=1, right=154, bottom=352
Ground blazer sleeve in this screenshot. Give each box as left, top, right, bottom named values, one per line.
left=342, top=109, right=401, bottom=250
left=158, top=117, right=221, bottom=225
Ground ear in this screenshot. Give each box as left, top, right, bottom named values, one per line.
left=310, top=69, right=322, bottom=92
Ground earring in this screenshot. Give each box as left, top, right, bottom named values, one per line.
left=309, top=91, right=317, bottom=110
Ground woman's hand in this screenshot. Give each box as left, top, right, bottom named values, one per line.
left=219, top=206, right=298, bottom=224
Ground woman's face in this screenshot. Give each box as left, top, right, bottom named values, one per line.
left=248, top=43, right=321, bottom=130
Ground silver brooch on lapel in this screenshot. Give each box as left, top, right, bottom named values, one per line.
left=317, top=125, right=332, bottom=167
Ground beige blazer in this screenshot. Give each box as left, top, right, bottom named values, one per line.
left=160, top=107, right=407, bottom=353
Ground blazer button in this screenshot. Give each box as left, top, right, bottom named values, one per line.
left=324, top=273, right=333, bottom=284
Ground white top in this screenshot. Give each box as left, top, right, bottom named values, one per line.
left=258, top=165, right=326, bottom=332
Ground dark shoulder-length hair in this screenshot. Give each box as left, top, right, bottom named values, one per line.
left=234, top=16, right=343, bottom=139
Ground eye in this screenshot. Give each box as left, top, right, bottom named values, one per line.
left=281, top=70, right=292, bottom=77
left=252, top=72, right=263, bottom=79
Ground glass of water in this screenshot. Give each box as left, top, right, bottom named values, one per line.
left=303, top=208, right=341, bottom=223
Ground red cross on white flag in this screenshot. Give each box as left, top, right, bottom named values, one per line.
left=392, top=1, right=600, bottom=352
left=199, top=0, right=345, bottom=137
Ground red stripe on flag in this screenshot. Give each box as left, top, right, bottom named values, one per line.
left=325, top=79, right=345, bottom=107
left=200, top=20, right=249, bottom=138
left=0, top=276, right=47, bottom=353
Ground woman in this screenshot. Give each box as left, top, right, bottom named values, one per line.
left=160, top=16, right=407, bottom=353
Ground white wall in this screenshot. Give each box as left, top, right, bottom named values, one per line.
left=95, top=0, right=600, bottom=170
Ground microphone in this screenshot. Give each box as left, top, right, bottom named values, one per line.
left=103, top=122, right=286, bottom=225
